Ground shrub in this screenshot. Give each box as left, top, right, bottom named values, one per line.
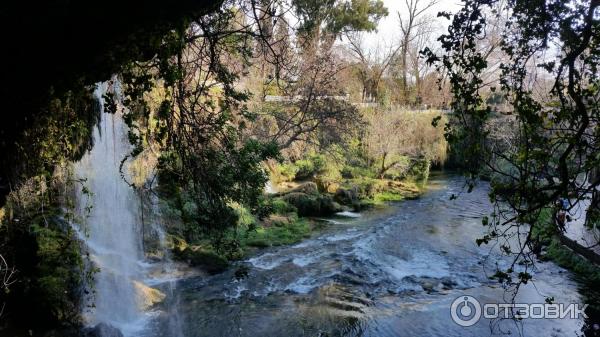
left=277, top=163, right=299, bottom=182
left=271, top=198, right=297, bottom=215
left=294, top=159, right=316, bottom=180
left=341, top=165, right=376, bottom=179
left=174, top=247, right=229, bottom=274
left=281, top=192, right=340, bottom=216
left=244, top=219, right=311, bottom=247
left=282, top=192, right=320, bottom=216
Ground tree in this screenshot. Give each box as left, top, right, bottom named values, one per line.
left=346, top=33, right=401, bottom=102
left=365, top=110, right=407, bottom=177
left=293, top=0, right=388, bottom=48
left=366, top=109, right=446, bottom=178
left=246, top=0, right=380, bottom=156
left=116, top=0, right=284, bottom=239
left=407, top=13, right=437, bottom=105
left=396, top=0, right=439, bottom=104
left=425, top=0, right=600, bottom=291
left=251, top=46, right=364, bottom=155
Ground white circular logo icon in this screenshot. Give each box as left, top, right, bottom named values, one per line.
left=451, top=295, right=482, bottom=326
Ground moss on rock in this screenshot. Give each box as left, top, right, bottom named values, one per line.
left=172, top=247, right=229, bottom=274
left=281, top=192, right=342, bottom=216
left=244, top=218, right=311, bottom=247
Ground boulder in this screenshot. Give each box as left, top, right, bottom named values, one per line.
left=316, top=178, right=340, bottom=194
left=288, top=181, right=318, bottom=195
left=318, top=195, right=343, bottom=215
left=282, top=192, right=320, bottom=216
left=133, top=281, right=166, bottom=310
left=334, top=187, right=359, bottom=205
left=82, top=323, right=124, bottom=337
left=173, top=247, right=229, bottom=274
left=281, top=192, right=342, bottom=216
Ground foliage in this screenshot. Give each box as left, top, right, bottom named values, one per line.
left=272, top=150, right=343, bottom=182
left=251, top=78, right=365, bottom=153
left=270, top=198, right=298, bottom=215
left=281, top=192, right=341, bottom=216
left=545, top=240, right=600, bottom=286
left=531, top=207, right=600, bottom=326
left=0, top=171, right=87, bottom=330
left=276, top=163, right=300, bottom=183
left=0, top=87, right=100, bottom=208
left=293, top=0, right=388, bottom=39
left=373, top=191, right=405, bottom=203
left=364, top=108, right=447, bottom=178
left=340, top=165, right=376, bottom=179
left=425, top=0, right=600, bottom=290
left=112, top=2, right=283, bottom=246
left=294, top=158, right=322, bottom=180
left=244, top=217, right=311, bottom=248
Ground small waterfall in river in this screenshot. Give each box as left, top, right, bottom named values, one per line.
left=73, top=82, right=157, bottom=336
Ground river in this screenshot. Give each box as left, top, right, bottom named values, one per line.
left=139, top=173, right=591, bottom=337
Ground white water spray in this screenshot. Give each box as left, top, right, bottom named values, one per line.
left=74, top=83, right=152, bottom=335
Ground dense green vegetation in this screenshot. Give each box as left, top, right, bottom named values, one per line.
left=531, top=210, right=600, bottom=285
left=426, top=0, right=600, bottom=289
left=0, top=168, right=90, bottom=333
left=97, top=0, right=446, bottom=282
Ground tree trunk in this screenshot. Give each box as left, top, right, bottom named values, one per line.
left=401, top=43, right=408, bottom=105
left=379, top=152, right=387, bottom=178
left=413, top=59, right=421, bottom=105
left=586, top=166, right=600, bottom=228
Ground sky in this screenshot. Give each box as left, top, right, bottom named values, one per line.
left=361, top=0, right=464, bottom=50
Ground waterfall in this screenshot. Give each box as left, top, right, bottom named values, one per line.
left=73, top=82, right=153, bottom=336
left=265, top=180, right=277, bottom=194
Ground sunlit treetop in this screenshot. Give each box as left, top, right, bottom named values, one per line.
left=293, top=0, right=388, bottom=38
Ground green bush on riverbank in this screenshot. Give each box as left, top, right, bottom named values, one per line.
left=532, top=208, right=600, bottom=287
left=168, top=202, right=315, bottom=273
left=166, top=170, right=423, bottom=273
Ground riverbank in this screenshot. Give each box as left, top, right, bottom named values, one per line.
left=169, top=177, right=423, bottom=274
left=533, top=209, right=600, bottom=283
left=143, top=173, right=591, bottom=337
left=532, top=209, right=600, bottom=330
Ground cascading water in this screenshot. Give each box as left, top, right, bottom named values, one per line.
left=73, top=82, right=154, bottom=336
left=67, top=83, right=592, bottom=337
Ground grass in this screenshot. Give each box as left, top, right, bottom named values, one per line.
left=532, top=208, right=600, bottom=291
left=373, top=191, right=405, bottom=203
left=363, top=180, right=421, bottom=206
left=243, top=217, right=311, bottom=248
left=171, top=207, right=315, bottom=271
left=545, top=239, right=600, bottom=284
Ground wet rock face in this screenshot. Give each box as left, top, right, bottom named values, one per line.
left=82, top=323, right=124, bottom=337
left=290, top=182, right=319, bottom=195
left=334, top=187, right=359, bottom=205
left=173, top=247, right=229, bottom=274
left=282, top=192, right=342, bottom=216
